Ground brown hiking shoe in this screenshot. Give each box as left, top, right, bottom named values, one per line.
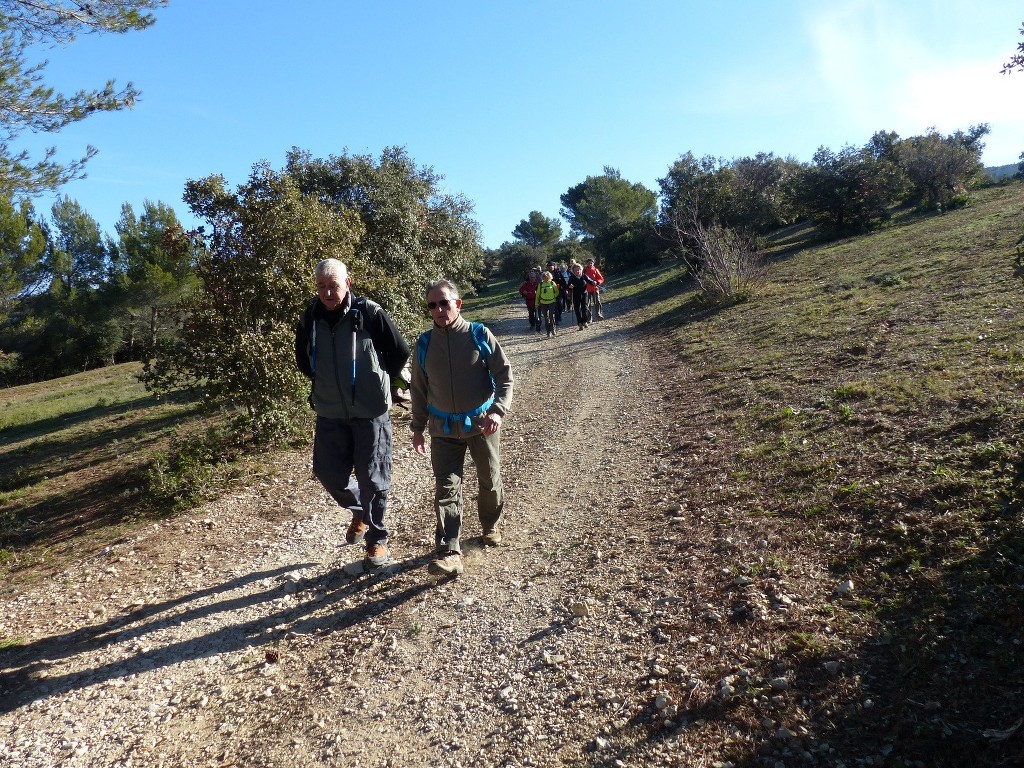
left=345, top=516, right=367, bottom=545
left=364, top=543, right=390, bottom=569
left=482, top=530, right=502, bottom=547
left=427, top=552, right=464, bottom=576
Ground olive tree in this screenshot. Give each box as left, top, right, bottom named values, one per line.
left=285, top=146, right=483, bottom=333
left=142, top=163, right=364, bottom=442
left=897, top=125, right=989, bottom=210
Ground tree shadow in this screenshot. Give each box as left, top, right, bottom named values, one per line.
left=1, top=407, right=196, bottom=492
left=1, top=467, right=151, bottom=549
left=0, top=390, right=196, bottom=448
left=1, top=393, right=201, bottom=552
left=0, top=555, right=436, bottom=715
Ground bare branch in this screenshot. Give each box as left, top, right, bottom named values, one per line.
left=663, top=197, right=766, bottom=307
left=1002, top=22, right=1024, bottom=74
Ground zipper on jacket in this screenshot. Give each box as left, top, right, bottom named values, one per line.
left=444, top=325, right=457, bottom=410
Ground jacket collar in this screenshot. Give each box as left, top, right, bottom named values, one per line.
left=433, top=314, right=470, bottom=334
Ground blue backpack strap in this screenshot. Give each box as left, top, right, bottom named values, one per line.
left=349, top=297, right=369, bottom=402
left=427, top=397, right=496, bottom=434
left=416, top=329, right=432, bottom=373
left=470, top=322, right=496, bottom=394
left=419, top=324, right=489, bottom=369
left=469, top=322, right=491, bottom=362
left=419, top=323, right=496, bottom=432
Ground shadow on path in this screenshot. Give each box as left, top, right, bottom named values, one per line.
left=0, top=554, right=436, bottom=714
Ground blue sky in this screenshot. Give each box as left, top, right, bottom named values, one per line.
left=20, top=0, right=1024, bottom=249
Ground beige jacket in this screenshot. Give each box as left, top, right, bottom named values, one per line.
left=410, top=315, right=513, bottom=438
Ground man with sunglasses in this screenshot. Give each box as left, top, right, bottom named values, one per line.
left=410, top=280, right=514, bottom=576
left=295, top=259, right=410, bottom=571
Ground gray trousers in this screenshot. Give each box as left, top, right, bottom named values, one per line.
left=313, top=413, right=392, bottom=546
left=431, top=431, right=503, bottom=554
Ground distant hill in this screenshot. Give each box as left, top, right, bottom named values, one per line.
left=984, top=162, right=1019, bottom=180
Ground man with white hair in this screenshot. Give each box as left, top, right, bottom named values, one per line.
left=295, top=258, right=410, bottom=570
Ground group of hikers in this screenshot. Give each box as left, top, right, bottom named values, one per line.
left=292, top=255, right=607, bottom=579
left=517, top=258, right=605, bottom=336
left=295, top=259, right=514, bottom=578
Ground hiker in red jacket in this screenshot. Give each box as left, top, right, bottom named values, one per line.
left=583, top=258, right=605, bottom=320
left=518, top=268, right=541, bottom=331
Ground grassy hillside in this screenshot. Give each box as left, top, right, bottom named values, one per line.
left=4, top=188, right=1021, bottom=578
left=0, top=363, right=203, bottom=576
left=2, top=184, right=1023, bottom=763
left=626, top=182, right=1024, bottom=764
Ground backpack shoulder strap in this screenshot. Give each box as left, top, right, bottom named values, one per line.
left=418, top=324, right=491, bottom=374
left=349, top=296, right=368, bottom=330
left=470, top=322, right=496, bottom=394
left=416, top=329, right=432, bottom=373
left=469, top=322, right=491, bottom=363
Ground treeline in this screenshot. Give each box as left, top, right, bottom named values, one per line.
left=491, top=124, right=1015, bottom=276
left=0, top=148, right=483, bottom=391
left=0, top=124, right=1017, bottom=398
left=0, top=196, right=199, bottom=385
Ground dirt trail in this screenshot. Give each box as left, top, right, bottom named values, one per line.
left=1, top=294, right=697, bottom=767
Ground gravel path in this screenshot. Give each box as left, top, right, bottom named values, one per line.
left=6, top=287, right=859, bottom=768
left=3, top=293, right=724, bottom=768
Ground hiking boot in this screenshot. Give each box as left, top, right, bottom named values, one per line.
left=345, top=516, right=367, bottom=545
left=427, top=551, right=464, bottom=576
left=364, top=543, right=390, bottom=569
left=482, top=530, right=502, bottom=547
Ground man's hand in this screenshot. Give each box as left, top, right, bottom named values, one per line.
left=481, top=413, right=502, bottom=436
left=412, top=431, right=427, bottom=455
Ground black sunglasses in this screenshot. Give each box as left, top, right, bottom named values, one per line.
left=426, top=299, right=452, bottom=310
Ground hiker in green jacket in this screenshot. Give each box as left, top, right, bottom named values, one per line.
left=535, top=270, right=560, bottom=337
left=410, top=279, right=514, bottom=576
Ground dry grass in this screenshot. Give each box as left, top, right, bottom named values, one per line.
left=627, top=183, right=1024, bottom=766
left=0, top=363, right=201, bottom=580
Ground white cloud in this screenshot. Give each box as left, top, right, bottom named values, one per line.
left=896, top=64, right=1024, bottom=162
left=805, top=1, right=1024, bottom=162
